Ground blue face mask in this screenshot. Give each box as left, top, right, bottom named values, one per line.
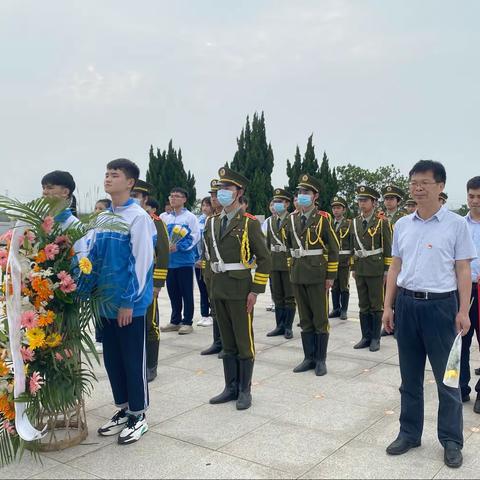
left=217, top=189, right=235, bottom=207
left=297, top=194, right=312, bottom=207
left=273, top=202, right=286, bottom=214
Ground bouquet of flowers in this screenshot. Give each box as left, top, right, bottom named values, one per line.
left=167, top=224, right=192, bottom=251
left=0, top=196, right=126, bottom=465
left=443, top=331, right=462, bottom=388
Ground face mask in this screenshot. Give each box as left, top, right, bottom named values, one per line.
left=297, top=194, right=312, bottom=207
left=217, top=189, right=235, bottom=207
left=273, top=202, right=286, bottom=214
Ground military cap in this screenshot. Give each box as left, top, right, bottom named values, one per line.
left=331, top=195, right=347, bottom=208
left=217, top=167, right=249, bottom=189
left=132, top=179, right=153, bottom=195
left=208, top=178, right=219, bottom=193
left=273, top=188, right=292, bottom=202
left=439, top=192, right=448, bottom=202
left=356, top=185, right=380, bottom=200
left=405, top=195, right=417, bottom=206
left=297, top=174, right=322, bottom=193
left=382, top=185, right=405, bottom=200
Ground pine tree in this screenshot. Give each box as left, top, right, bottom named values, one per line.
left=146, top=139, right=196, bottom=210
left=317, top=151, right=338, bottom=211
left=286, top=146, right=302, bottom=194
left=229, top=112, right=274, bottom=216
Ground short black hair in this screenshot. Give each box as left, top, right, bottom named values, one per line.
left=467, top=176, right=480, bottom=191
left=96, top=198, right=112, bottom=209
left=146, top=198, right=159, bottom=211
left=409, top=160, right=446, bottom=184
left=107, top=158, right=140, bottom=183
left=41, top=170, right=76, bottom=195
left=201, top=196, right=212, bottom=207
left=170, top=187, right=188, bottom=200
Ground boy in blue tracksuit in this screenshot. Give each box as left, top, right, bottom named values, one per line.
left=84, top=158, right=157, bottom=445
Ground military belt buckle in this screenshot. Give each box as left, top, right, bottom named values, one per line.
left=355, top=250, right=365, bottom=258
left=274, top=245, right=281, bottom=253
left=211, top=261, right=225, bottom=274
left=292, top=249, right=302, bottom=258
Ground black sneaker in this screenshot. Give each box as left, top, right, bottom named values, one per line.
left=97, top=409, right=128, bottom=436
left=118, top=414, right=148, bottom=445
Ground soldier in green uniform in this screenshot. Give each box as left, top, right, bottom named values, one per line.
left=265, top=188, right=296, bottom=339
left=200, top=179, right=224, bottom=356
left=204, top=167, right=271, bottom=410
left=130, top=180, right=170, bottom=382
left=382, top=185, right=407, bottom=229
left=328, top=196, right=352, bottom=320
left=405, top=195, right=417, bottom=214
left=285, top=174, right=339, bottom=376
left=351, top=186, right=392, bottom=352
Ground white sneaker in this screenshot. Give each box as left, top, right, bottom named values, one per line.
left=201, top=317, right=213, bottom=327
left=97, top=409, right=128, bottom=436
left=95, top=342, right=103, bottom=354
left=197, top=318, right=206, bottom=326
left=118, top=414, right=148, bottom=445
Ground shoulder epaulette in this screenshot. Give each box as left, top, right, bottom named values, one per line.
left=376, top=211, right=386, bottom=220
left=244, top=212, right=257, bottom=220
left=151, top=213, right=161, bottom=222
left=318, top=210, right=330, bottom=219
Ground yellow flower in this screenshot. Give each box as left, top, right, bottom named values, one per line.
left=45, top=333, right=62, bottom=348
left=179, top=227, right=188, bottom=237
left=445, top=369, right=459, bottom=379
left=172, top=225, right=181, bottom=235
left=79, top=257, right=92, bottom=275
left=25, top=327, right=46, bottom=350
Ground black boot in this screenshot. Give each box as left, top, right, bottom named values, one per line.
left=315, top=333, right=329, bottom=376
left=266, top=307, right=285, bottom=337
left=328, top=289, right=341, bottom=318
left=209, top=356, right=238, bottom=404
left=293, top=332, right=316, bottom=373
left=353, top=313, right=371, bottom=349
left=369, top=312, right=382, bottom=352
left=236, top=358, right=254, bottom=410
left=283, top=307, right=295, bottom=339
left=339, top=291, right=350, bottom=320
left=201, top=318, right=222, bottom=355
left=146, top=339, right=160, bottom=383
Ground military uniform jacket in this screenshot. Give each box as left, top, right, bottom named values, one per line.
left=266, top=214, right=289, bottom=272
left=152, top=214, right=169, bottom=288
left=285, top=210, right=339, bottom=285
left=203, top=211, right=272, bottom=300
left=333, top=217, right=353, bottom=268
left=387, top=210, right=407, bottom=233
left=351, top=213, right=392, bottom=277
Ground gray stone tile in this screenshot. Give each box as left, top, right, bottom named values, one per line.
left=220, top=419, right=344, bottom=476
left=29, top=464, right=100, bottom=479
left=84, top=377, right=116, bottom=412
left=300, top=439, right=445, bottom=479
left=434, top=465, right=480, bottom=479
left=151, top=403, right=271, bottom=450
left=160, top=371, right=225, bottom=403
left=0, top=455, right=60, bottom=480
left=68, top=431, right=212, bottom=479
left=359, top=363, right=402, bottom=387
left=170, top=450, right=292, bottom=479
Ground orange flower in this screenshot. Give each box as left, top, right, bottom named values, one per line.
left=69, top=247, right=75, bottom=258
left=35, top=250, right=47, bottom=264
left=38, top=310, right=55, bottom=327
left=31, top=277, right=53, bottom=302
left=22, top=287, right=32, bottom=297
left=33, top=265, right=40, bottom=273
left=0, top=394, right=15, bottom=421
left=0, top=360, right=9, bottom=377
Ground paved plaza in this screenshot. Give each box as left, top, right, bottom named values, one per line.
left=3, top=282, right=480, bottom=479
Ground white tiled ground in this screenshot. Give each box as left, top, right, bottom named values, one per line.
left=4, top=279, right=480, bottom=479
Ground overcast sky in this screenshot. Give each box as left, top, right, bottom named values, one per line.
left=1, top=0, right=478, bottom=210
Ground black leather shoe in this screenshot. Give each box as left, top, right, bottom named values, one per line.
left=444, top=441, right=462, bottom=468
left=386, top=437, right=421, bottom=455
left=474, top=393, right=480, bottom=414
left=353, top=338, right=371, bottom=349
left=476, top=367, right=480, bottom=376
left=369, top=339, right=380, bottom=352
left=147, top=367, right=157, bottom=383
left=462, top=393, right=470, bottom=403
left=201, top=343, right=222, bottom=356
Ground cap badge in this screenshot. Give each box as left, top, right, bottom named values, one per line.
left=275, top=189, right=280, bottom=194
left=360, top=186, right=365, bottom=192
left=220, top=168, right=225, bottom=176
left=302, top=175, right=308, bottom=181
left=387, top=186, right=392, bottom=191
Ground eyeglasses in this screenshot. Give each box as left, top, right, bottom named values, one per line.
left=169, top=194, right=185, bottom=199
left=408, top=181, right=438, bottom=188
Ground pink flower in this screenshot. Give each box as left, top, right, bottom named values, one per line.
left=42, top=216, right=54, bottom=234
left=3, top=421, right=15, bottom=435
left=25, top=230, right=36, bottom=243
left=0, top=230, right=13, bottom=243
left=55, top=352, right=63, bottom=361
left=21, top=311, right=38, bottom=329
left=29, top=371, right=44, bottom=395
left=54, top=235, right=71, bottom=247
left=0, top=249, right=7, bottom=269
left=44, top=243, right=60, bottom=260
left=57, top=271, right=77, bottom=293
left=20, top=346, right=35, bottom=362
left=64, top=349, right=73, bottom=358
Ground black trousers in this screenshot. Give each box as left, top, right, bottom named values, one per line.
left=395, top=291, right=463, bottom=447
left=166, top=266, right=194, bottom=325
left=460, top=284, right=480, bottom=397
left=195, top=267, right=211, bottom=317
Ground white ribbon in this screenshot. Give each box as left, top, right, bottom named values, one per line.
left=5, top=220, right=46, bottom=441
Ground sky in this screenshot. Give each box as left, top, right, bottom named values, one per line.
left=1, top=0, right=479, bottom=211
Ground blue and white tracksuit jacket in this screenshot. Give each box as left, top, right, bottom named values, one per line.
left=84, top=199, right=157, bottom=319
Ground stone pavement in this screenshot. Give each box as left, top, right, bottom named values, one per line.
left=3, top=282, right=480, bottom=479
